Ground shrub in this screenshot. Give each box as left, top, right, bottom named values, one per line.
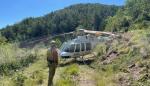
left=0, top=54, right=37, bottom=75
left=0, top=43, right=38, bottom=75
left=94, top=43, right=107, bottom=57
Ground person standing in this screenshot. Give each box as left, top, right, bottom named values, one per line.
left=47, top=40, right=59, bottom=86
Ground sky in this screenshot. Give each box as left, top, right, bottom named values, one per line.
left=0, top=0, right=125, bottom=29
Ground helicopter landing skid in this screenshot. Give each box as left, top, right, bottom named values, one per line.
left=60, top=52, right=96, bottom=66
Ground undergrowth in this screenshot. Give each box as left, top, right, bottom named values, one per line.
left=92, top=30, right=150, bottom=86
left=0, top=43, right=39, bottom=76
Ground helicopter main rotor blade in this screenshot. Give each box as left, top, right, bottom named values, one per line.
left=80, top=29, right=116, bottom=37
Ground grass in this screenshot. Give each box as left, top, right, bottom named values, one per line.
left=0, top=42, right=48, bottom=76
left=23, top=70, right=45, bottom=86
left=55, top=64, right=79, bottom=86
left=0, top=57, right=48, bottom=86
left=0, top=43, right=48, bottom=85
left=0, top=43, right=37, bottom=64
left=93, top=64, right=118, bottom=86
left=1, top=29, right=150, bottom=86
left=0, top=44, right=38, bottom=75
left=91, top=30, right=150, bottom=86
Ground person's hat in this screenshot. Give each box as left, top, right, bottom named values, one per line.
left=50, top=40, right=56, bottom=44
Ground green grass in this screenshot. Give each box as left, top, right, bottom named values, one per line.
left=23, top=70, right=45, bottom=86
left=55, top=64, right=79, bottom=86
left=0, top=43, right=48, bottom=76
left=0, top=44, right=50, bottom=86
left=0, top=57, right=48, bottom=86
left=92, top=64, right=118, bottom=86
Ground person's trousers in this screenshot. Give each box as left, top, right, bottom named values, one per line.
left=48, top=62, right=57, bottom=86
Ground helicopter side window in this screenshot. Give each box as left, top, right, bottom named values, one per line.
left=81, top=43, right=85, bottom=51
left=70, top=44, right=75, bottom=52
left=75, top=44, right=80, bottom=52
left=86, top=43, right=91, bottom=51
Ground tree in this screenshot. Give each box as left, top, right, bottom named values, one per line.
left=0, top=4, right=119, bottom=41
left=105, top=0, right=150, bottom=32
left=0, top=33, right=7, bottom=44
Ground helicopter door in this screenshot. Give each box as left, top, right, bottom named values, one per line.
left=81, top=43, right=85, bottom=51
left=86, top=43, right=91, bottom=51
left=75, top=44, right=80, bottom=52
left=70, top=44, right=75, bottom=52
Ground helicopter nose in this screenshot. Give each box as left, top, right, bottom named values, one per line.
left=60, top=52, right=67, bottom=56
left=60, top=52, right=71, bottom=58
left=60, top=52, right=72, bottom=57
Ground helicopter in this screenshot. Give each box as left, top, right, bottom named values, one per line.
left=59, top=29, right=117, bottom=59
left=19, top=28, right=117, bottom=59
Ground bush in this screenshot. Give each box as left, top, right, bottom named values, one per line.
left=0, top=54, right=37, bottom=75
left=0, top=43, right=38, bottom=75
left=94, top=43, right=107, bottom=57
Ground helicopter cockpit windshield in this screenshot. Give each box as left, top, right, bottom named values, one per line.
left=60, top=42, right=69, bottom=51
left=60, top=41, right=76, bottom=53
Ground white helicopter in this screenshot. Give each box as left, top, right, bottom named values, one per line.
left=59, top=29, right=116, bottom=59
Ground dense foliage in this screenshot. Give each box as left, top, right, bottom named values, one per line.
left=105, top=0, right=150, bottom=32
left=0, top=33, right=7, bottom=44
left=0, top=4, right=119, bottom=41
